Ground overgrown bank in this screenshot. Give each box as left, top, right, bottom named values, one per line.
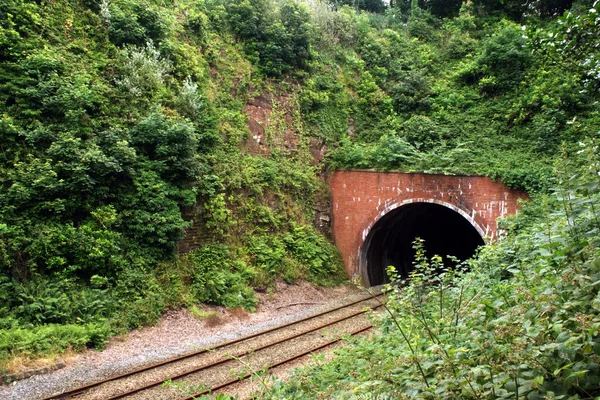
left=264, top=139, right=600, bottom=399
left=1, top=0, right=599, bottom=374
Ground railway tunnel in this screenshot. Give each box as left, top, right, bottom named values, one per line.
left=327, top=171, right=528, bottom=287
left=360, top=202, right=485, bottom=286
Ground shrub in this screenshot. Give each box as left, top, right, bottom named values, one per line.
left=2, top=276, right=112, bottom=326
left=112, top=266, right=167, bottom=329
left=284, top=224, right=345, bottom=286
left=115, top=41, right=172, bottom=97
left=401, top=115, right=444, bottom=151
left=225, top=0, right=312, bottom=76
left=0, top=323, right=111, bottom=365
left=389, top=70, right=431, bottom=114
left=309, top=1, right=357, bottom=50
left=460, top=21, right=533, bottom=96
left=104, top=0, right=168, bottom=46
left=187, top=245, right=258, bottom=310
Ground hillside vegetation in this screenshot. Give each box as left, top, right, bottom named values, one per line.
left=0, top=0, right=599, bottom=386
left=266, top=140, right=600, bottom=398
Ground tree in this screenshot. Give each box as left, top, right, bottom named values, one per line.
left=473, top=0, right=575, bottom=20
left=536, top=0, right=599, bottom=89
left=420, top=0, right=463, bottom=18
left=332, top=0, right=386, bottom=13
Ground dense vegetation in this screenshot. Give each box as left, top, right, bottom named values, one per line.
left=0, top=0, right=599, bottom=388
left=265, top=139, right=600, bottom=398
left=0, top=0, right=347, bottom=371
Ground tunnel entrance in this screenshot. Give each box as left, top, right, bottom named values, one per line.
left=361, top=202, right=485, bottom=286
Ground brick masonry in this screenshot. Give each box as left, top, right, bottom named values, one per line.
left=327, top=170, right=529, bottom=279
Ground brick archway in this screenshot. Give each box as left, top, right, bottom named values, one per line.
left=361, top=197, right=488, bottom=241
left=327, top=170, right=528, bottom=283
left=358, top=199, right=486, bottom=285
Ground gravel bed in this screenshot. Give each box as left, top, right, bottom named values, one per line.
left=0, top=281, right=364, bottom=400
left=79, top=298, right=379, bottom=400
left=127, top=312, right=374, bottom=400
left=54, top=295, right=380, bottom=399
left=226, top=327, right=376, bottom=400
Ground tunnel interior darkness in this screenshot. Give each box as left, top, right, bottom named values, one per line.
left=362, top=202, right=485, bottom=286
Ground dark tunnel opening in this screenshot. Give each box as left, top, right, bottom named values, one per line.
left=362, top=202, right=485, bottom=286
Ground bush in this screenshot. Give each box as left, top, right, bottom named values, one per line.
left=401, top=115, right=443, bottom=151
left=284, top=224, right=345, bottom=286
left=309, top=2, right=357, bottom=50
left=225, top=0, right=312, bottom=76
left=460, top=21, right=533, bottom=96
left=111, top=266, right=167, bottom=329
left=407, top=8, right=440, bottom=41
left=104, top=0, right=168, bottom=46
left=115, top=41, right=172, bottom=97
left=389, top=70, right=431, bottom=114
left=0, top=323, right=111, bottom=365
left=187, top=245, right=258, bottom=310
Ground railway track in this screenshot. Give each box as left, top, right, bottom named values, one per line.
left=42, top=292, right=384, bottom=400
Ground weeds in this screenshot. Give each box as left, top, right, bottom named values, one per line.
left=265, top=140, right=600, bottom=399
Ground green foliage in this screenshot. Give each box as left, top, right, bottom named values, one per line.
left=110, top=264, right=169, bottom=329
left=186, top=245, right=258, bottom=310
left=129, top=112, right=202, bottom=183
left=1, top=0, right=598, bottom=373
left=474, top=0, right=575, bottom=20
left=265, top=138, right=600, bottom=399
left=115, top=41, right=172, bottom=97
left=389, top=70, right=431, bottom=114
left=534, top=1, right=600, bottom=90
left=401, top=115, right=444, bottom=150
left=333, top=0, right=386, bottom=13
left=459, top=21, right=533, bottom=96
left=305, top=4, right=598, bottom=194
left=283, top=224, right=345, bottom=285
left=247, top=235, right=289, bottom=279
left=0, top=323, right=111, bottom=365
left=308, top=2, right=358, bottom=50
left=4, top=277, right=110, bottom=325
left=103, top=0, right=169, bottom=46
left=0, top=0, right=43, bottom=59
left=407, top=7, right=441, bottom=40
left=224, top=0, right=313, bottom=76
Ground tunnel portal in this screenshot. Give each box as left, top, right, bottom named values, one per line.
left=361, top=202, right=485, bottom=286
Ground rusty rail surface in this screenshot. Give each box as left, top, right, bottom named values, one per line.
left=183, top=324, right=374, bottom=400
left=43, top=292, right=383, bottom=400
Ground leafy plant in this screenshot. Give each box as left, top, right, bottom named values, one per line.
left=264, top=134, right=600, bottom=399
left=187, top=245, right=258, bottom=311
left=115, top=41, right=172, bottom=97
left=284, top=224, right=345, bottom=286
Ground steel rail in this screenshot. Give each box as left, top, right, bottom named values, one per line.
left=182, top=324, right=374, bottom=400
left=43, top=292, right=383, bottom=400
left=105, top=303, right=383, bottom=399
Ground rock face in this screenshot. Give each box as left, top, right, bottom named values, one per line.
left=309, top=138, right=327, bottom=165
left=244, top=93, right=303, bottom=155
left=178, top=91, right=333, bottom=254
left=314, top=195, right=332, bottom=238
left=178, top=204, right=209, bottom=255
left=244, top=93, right=327, bottom=162
left=244, top=92, right=332, bottom=230
left=245, top=94, right=272, bottom=156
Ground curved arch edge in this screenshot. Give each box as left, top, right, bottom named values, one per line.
left=361, top=198, right=489, bottom=243
left=357, top=198, right=489, bottom=286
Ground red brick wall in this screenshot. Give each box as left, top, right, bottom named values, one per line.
left=328, top=170, right=528, bottom=278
